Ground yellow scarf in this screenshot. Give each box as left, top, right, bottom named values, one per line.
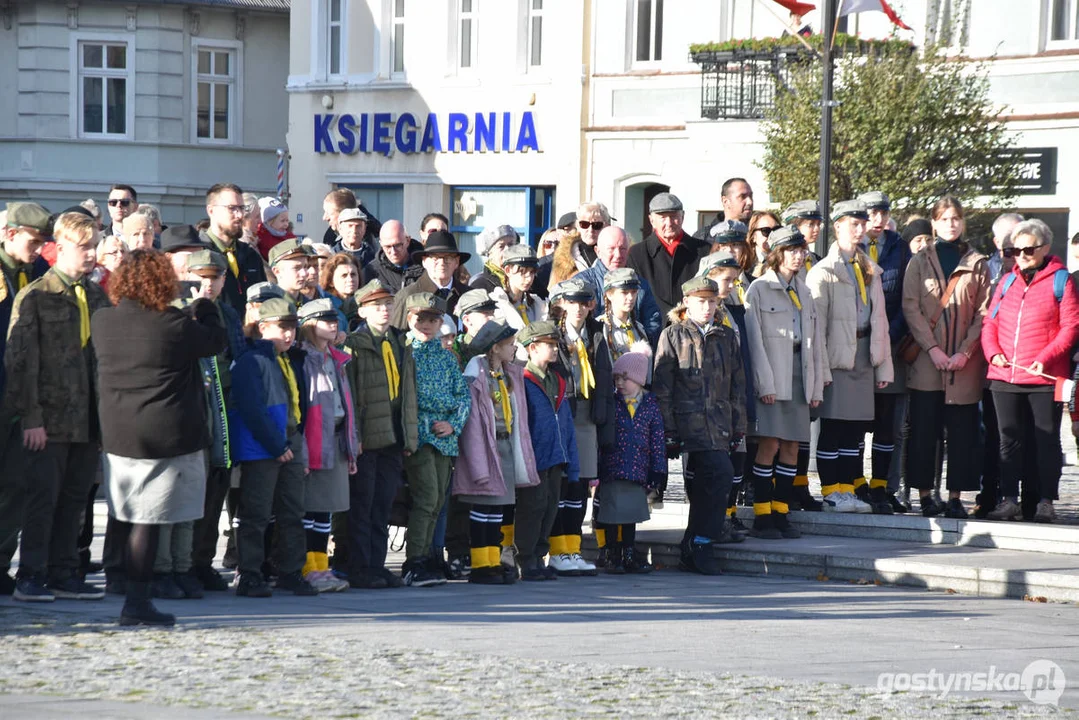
left=619, top=320, right=637, bottom=345
left=73, top=283, right=90, bottom=348
left=575, top=337, right=596, bottom=400
left=804, top=256, right=814, bottom=271
left=515, top=300, right=530, bottom=327
left=868, top=241, right=879, bottom=263
left=225, top=249, right=240, bottom=278
left=851, top=260, right=868, bottom=305
left=17, top=270, right=28, bottom=291
left=719, top=309, right=732, bottom=328
left=625, top=396, right=638, bottom=419
left=381, top=338, right=400, bottom=401
left=734, top=278, right=746, bottom=305
left=277, top=353, right=301, bottom=427
left=787, top=287, right=802, bottom=311
left=491, top=369, right=512, bottom=434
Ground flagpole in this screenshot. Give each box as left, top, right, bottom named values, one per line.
left=817, top=0, right=837, bottom=257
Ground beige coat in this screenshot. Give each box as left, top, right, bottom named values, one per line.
left=744, top=268, right=826, bottom=404
left=901, top=242, right=989, bottom=405
left=806, top=244, right=894, bottom=385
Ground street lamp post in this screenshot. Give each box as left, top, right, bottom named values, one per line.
left=817, top=0, right=837, bottom=257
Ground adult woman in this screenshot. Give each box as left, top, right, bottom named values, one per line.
left=983, top=219, right=1079, bottom=523
left=901, top=196, right=990, bottom=518
left=746, top=211, right=782, bottom=276
left=470, top=225, right=519, bottom=293
left=92, top=250, right=228, bottom=626
left=807, top=200, right=893, bottom=514
left=745, top=227, right=826, bottom=537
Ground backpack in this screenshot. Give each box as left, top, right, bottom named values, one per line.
left=990, top=268, right=1071, bottom=320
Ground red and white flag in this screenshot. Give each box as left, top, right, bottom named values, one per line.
left=770, top=0, right=818, bottom=16
left=838, top=0, right=912, bottom=30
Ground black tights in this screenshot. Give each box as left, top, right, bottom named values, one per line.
left=125, top=522, right=160, bottom=583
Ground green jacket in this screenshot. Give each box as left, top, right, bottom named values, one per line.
left=343, top=326, right=419, bottom=452
left=3, top=269, right=111, bottom=441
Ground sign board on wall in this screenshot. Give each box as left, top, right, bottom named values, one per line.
left=314, top=111, right=541, bottom=155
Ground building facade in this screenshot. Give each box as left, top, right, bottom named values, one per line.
left=0, top=0, right=290, bottom=225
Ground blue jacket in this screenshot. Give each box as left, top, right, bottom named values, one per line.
left=598, top=392, right=667, bottom=488
left=872, top=229, right=912, bottom=345
left=523, top=367, right=580, bottom=482
left=576, top=259, right=663, bottom=347
left=228, top=340, right=308, bottom=462
left=723, top=303, right=757, bottom=424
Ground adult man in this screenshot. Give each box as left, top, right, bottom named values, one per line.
left=627, top=192, right=711, bottom=318
left=105, top=184, right=138, bottom=240
left=577, top=226, right=662, bottom=346
left=391, top=230, right=471, bottom=329
left=0, top=203, right=49, bottom=594
left=987, top=212, right=1024, bottom=284
left=122, top=213, right=156, bottom=251
left=470, top=224, right=519, bottom=293
left=333, top=207, right=379, bottom=269
left=200, top=183, right=267, bottom=316
left=135, top=204, right=163, bottom=236
left=721, top=178, right=754, bottom=224
left=363, top=219, right=424, bottom=293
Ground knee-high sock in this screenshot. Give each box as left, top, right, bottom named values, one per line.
left=795, top=441, right=811, bottom=488
left=773, top=461, right=797, bottom=515
left=470, top=507, right=504, bottom=569
left=592, top=494, right=607, bottom=548
left=817, top=420, right=841, bottom=496
left=870, top=439, right=894, bottom=490
left=500, top=504, right=516, bottom=549
left=752, top=463, right=774, bottom=517
left=621, top=523, right=636, bottom=549
left=729, top=450, right=746, bottom=513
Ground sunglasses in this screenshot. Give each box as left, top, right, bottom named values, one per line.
left=578, top=220, right=605, bottom=231
left=756, top=226, right=776, bottom=237
left=1004, top=244, right=1045, bottom=258
left=108, top=198, right=132, bottom=207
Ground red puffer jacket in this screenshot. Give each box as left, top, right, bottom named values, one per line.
left=982, top=255, right=1079, bottom=385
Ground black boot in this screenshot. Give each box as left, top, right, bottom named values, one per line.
left=792, top=485, right=823, bottom=512
left=869, top=486, right=895, bottom=515
left=594, top=545, right=609, bottom=569
left=749, top=514, right=782, bottom=540
left=771, top=513, right=802, bottom=539
left=623, top=547, right=652, bottom=574
left=691, top=542, right=723, bottom=576
left=605, top=543, right=625, bottom=574
left=120, top=580, right=176, bottom=627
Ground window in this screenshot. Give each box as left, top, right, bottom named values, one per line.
left=459, top=0, right=478, bottom=69
left=1049, top=0, right=1079, bottom=45
left=392, top=0, right=406, bottom=74
left=195, top=47, right=237, bottom=142
left=634, top=0, right=663, bottom=63
left=329, top=0, right=344, bottom=75
left=78, top=41, right=130, bottom=137
left=450, top=186, right=554, bottom=272
left=528, top=0, right=543, bottom=67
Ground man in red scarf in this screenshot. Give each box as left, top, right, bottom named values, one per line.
left=627, top=192, right=711, bottom=318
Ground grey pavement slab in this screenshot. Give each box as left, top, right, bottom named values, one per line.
left=0, top=694, right=278, bottom=719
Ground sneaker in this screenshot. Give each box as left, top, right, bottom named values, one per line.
left=549, top=554, right=580, bottom=577
left=376, top=567, right=404, bottom=588
left=729, top=515, right=749, bottom=533
left=120, top=601, right=176, bottom=627
left=847, top=492, right=873, bottom=514
left=520, top=566, right=546, bottom=582
left=349, top=571, right=390, bottom=590
left=276, top=571, right=319, bottom=596
left=13, top=575, right=55, bottom=603
left=235, top=572, right=273, bottom=597
left=749, top=516, right=783, bottom=540
left=943, top=498, right=969, bottom=519
left=402, top=560, right=445, bottom=588
left=173, top=572, right=205, bottom=599
left=193, top=565, right=229, bottom=592
left=1034, top=500, right=1057, bottom=524
left=499, top=545, right=518, bottom=571
left=0, top=572, right=15, bottom=596
left=468, top=566, right=504, bottom=585
left=920, top=496, right=946, bottom=518
left=304, top=570, right=338, bottom=593
left=691, top=542, right=723, bottom=576
left=570, top=553, right=597, bottom=576
left=150, top=573, right=185, bottom=600
left=823, top=494, right=853, bottom=513
left=500, top=564, right=519, bottom=584
left=48, top=576, right=105, bottom=600
left=986, top=498, right=1022, bottom=521
left=447, top=555, right=471, bottom=580
left=715, top=523, right=746, bottom=544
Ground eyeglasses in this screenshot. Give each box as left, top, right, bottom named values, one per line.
left=756, top=226, right=776, bottom=237
left=214, top=204, right=247, bottom=215
left=1004, top=244, right=1045, bottom=258
left=786, top=248, right=809, bottom=257
left=578, top=220, right=605, bottom=231
left=108, top=198, right=132, bottom=208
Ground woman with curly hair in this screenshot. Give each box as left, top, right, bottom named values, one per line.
left=320, top=252, right=361, bottom=329
left=92, top=249, right=228, bottom=626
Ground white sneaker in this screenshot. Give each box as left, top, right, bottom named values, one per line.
left=549, top=553, right=579, bottom=575
left=500, top=544, right=518, bottom=569
left=823, top=493, right=854, bottom=513
left=571, top=553, right=597, bottom=576
left=848, top=492, right=873, bottom=514
left=305, top=571, right=338, bottom=593
left=326, top=572, right=351, bottom=593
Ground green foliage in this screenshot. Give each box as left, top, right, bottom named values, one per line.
left=757, top=42, right=1025, bottom=220
left=689, top=33, right=912, bottom=57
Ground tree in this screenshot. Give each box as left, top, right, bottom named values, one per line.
left=758, top=41, right=1026, bottom=224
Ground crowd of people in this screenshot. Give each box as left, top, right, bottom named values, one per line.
left=1, top=177, right=1077, bottom=628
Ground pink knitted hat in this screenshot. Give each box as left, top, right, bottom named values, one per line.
left=613, top=352, right=649, bottom=387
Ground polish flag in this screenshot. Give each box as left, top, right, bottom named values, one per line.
left=839, top=0, right=912, bottom=30
left=770, top=0, right=818, bottom=17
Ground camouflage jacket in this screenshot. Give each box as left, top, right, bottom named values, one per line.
left=3, top=269, right=111, bottom=441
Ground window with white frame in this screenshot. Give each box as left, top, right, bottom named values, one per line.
left=528, top=0, right=543, bottom=67
left=329, top=0, right=345, bottom=75
left=195, top=46, right=237, bottom=142
left=1049, top=0, right=1079, bottom=45
left=459, top=0, right=478, bottom=70
left=634, top=0, right=663, bottom=63
left=78, top=40, right=131, bottom=137
left=392, top=0, right=406, bottom=74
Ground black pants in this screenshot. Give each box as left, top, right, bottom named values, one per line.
left=0, top=415, right=26, bottom=573
left=445, top=495, right=471, bottom=559
left=17, top=441, right=99, bottom=581
left=515, top=465, right=562, bottom=568
left=348, top=446, right=402, bottom=574
left=993, top=389, right=1062, bottom=501
left=907, top=391, right=981, bottom=492
left=236, top=433, right=307, bottom=577
left=685, top=450, right=733, bottom=543
left=192, top=465, right=231, bottom=569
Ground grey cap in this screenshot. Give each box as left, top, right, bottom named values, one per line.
left=468, top=320, right=518, bottom=355
left=516, top=320, right=561, bottom=347
left=6, top=202, right=52, bottom=234
left=648, top=192, right=683, bottom=214
left=681, top=276, right=719, bottom=297
left=602, top=267, right=641, bottom=292
left=857, top=191, right=891, bottom=212
left=768, top=225, right=807, bottom=251
left=782, top=200, right=823, bottom=224
left=831, top=199, right=870, bottom=223
left=405, top=292, right=446, bottom=316
left=268, top=238, right=311, bottom=267
left=501, top=243, right=537, bottom=268
left=338, top=207, right=369, bottom=223
left=478, top=224, right=519, bottom=255
left=246, top=282, right=286, bottom=304
left=696, top=250, right=741, bottom=277
left=709, top=219, right=748, bottom=244
left=550, top=277, right=596, bottom=304
left=457, top=288, right=497, bottom=316
left=256, top=297, right=298, bottom=323
left=297, top=297, right=338, bottom=324
left=186, top=249, right=228, bottom=274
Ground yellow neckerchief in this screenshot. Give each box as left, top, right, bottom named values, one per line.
left=734, top=276, right=747, bottom=305
left=516, top=300, right=530, bottom=326
left=208, top=230, right=241, bottom=278
left=575, top=336, right=596, bottom=400
left=718, top=306, right=733, bottom=328
left=624, top=395, right=638, bottom=419
left=276, top=353, right=301, bottom=426
left=804, top=255, right=814, bottom=271
left=73, top=282, right=90, bottom=347
left=17, top=269, right=28, bottom=290
left=486, top=261, right=508, bottom=289
left=849, top=255, right=868, bottom=305
left=381, top=338, right=400, bottom=401
left=868, top=238, right=879, bottom=263
left=787, top=284, right=803, bottom=311
left=617, top=317, right=637, bottom=345
left=490, top=367, right=513, bottom=434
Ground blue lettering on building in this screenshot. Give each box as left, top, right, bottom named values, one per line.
left=314, top=111, right=541, bottom=155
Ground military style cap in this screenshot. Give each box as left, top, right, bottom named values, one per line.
left=696, top=250, right=741, bottom=278
left=160, top=225, right=209, bottom=253
left=186, top=249, right=228, bottom=274
left=338, top=207, right=369, bottom=223
left=501, top=244, right=538, bottom=268
left=268, top=238, right=310, bottom=266
left=257, top=297, right=298, bottom=323
left=550, top=277, right=596, bottom=304
left=782, top=200, right=823, bottom=224
left=556, top=211, right=578, bottom=231
left=457, top=288, right=497, bottom=315
left=469, top=320, right=518, bottom=355
left=405, top=292, right=446, bottom=316
left=603, top=267, right=641, bottom=292
left=648, top=192, right=683, bottom=214
left=857, top=191, right=891, bottom=212
left=681, top=276, right=719, bottom=298
left=247, top=282, right=285, bottom=304
left=516, top=320, right=561, bottom=347
left=478, top=224, right=519, bottom=254
left=354, top=278, right=393, bottom=306
left=831, top=199, right=870, bottom=223
left=769, top=225, right=807, bottom=251
left=298, top=297, right=338, bottom=324
left=709, top=219, right=748, bottom=244
left=6, top=202, right=52, bottom=234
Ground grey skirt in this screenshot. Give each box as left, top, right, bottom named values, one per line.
left=755, top=352, right=811, bottom=443
left=596, top=479, right=650, bottom=525
left=820, top=335, right=875, bottom=421
left=574, top=397, right=599, bottom=479
left=305, top=439, right=350, bottom=513
left=460, top=436, right=516, bottom=506
left=105, top=449, right=206, bottom=525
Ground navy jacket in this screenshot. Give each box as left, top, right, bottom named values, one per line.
left=576, top=259, right=663, bottom=347
left=725, top=303, right=757, bottom=425
left=229, top=340, right=308, bottom=461
left=598, top=392, right=667, bottom=489
left=873, top=229, right=912, bottom=345
left=523, top=367, right=580, bottom=482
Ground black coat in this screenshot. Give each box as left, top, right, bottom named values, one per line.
left=93, top=298, right=228, bottom=459
left=362, top=249, right=425, bottom=294
left=390, top=272, right=470, bottom=329
left=626, top=232, right=711, bottom=318
left=200, top=231, right=267, bottom=318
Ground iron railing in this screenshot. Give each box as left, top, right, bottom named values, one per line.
left=691, top=47, right=814, bottom=120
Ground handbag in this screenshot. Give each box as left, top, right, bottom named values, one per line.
left=898, top=274, right=961, bottom=364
